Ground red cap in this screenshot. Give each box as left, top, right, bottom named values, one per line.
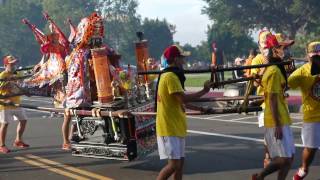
left=258, top=30, right=280, bottom=49
left=163, top=45, right=190, bottom=63
left=265, top=34, right=279, bottom=49
left=3, top=55, right=17, bottom=65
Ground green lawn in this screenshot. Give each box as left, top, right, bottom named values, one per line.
left=185, top=72, right=232, bottom=87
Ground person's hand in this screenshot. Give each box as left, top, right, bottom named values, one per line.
left=203, top=80, right=214, bottom=92
left=274, top=126, right=283, bottom=140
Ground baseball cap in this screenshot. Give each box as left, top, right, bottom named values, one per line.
left=163, top=45, right=191, bottom=63
left=258, top=30, right=279, bottom=49
left=258, top=30, right=272, bottom=48
left=3, top=55, right=17, bottom=65
left=308, top=42, right=320, bottom=75
left=275, top=33, right=294, bottom=47
left=234, top=57, right=244, bottom=64
left=307, top=41, right=320, bottom=58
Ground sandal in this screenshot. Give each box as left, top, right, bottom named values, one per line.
left=13, top=141, right=30, bottom=148
left=62, top=143, right=72, bottom=150
left=0, top=146, right=10, bottom=153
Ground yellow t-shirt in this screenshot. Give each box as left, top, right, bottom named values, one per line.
left=156, top=72, right=186, bottom=137
left=288, top=63, right=320, bottom=123
left=250, top=54, right=265, bottom=96
left=0, top=71, right=21, bottom=110
left=262, top=65, right=291, bottom=127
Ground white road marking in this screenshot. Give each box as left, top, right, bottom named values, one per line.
left=208, top=114, right=239, bottom=118
left=24, top=109, right=52, bottom=114
left=291, top=117, right=303, bottom=120
left=187, top=129, right=304, bottom=147
left=22, top=97, right=52, bottom=103
left=293, top=122, right=303, bottom=125
left=220, top=116, right=257, bottom=121
left=207, top=118, right=258, bottom=124
left=290, top=115, right=303, bottom=119
left=188, top=115, right=302, bottom=129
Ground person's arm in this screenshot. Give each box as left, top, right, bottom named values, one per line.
left=288, top=66, right=303, bottom=89
left=172, top=80, right=214, bottom=104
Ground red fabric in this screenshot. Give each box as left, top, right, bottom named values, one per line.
left=163, top=45, right=181, bottom=62
left=265, top=34, right=279, bottom=48
left=40, top=43, right=67, bottom=59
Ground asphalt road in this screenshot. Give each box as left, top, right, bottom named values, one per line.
left=0, top=96, right=319, bottom=180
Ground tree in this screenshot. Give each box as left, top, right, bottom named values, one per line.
left=207, top=24, right=257, bottom=63
left=100, top=0, right=141, bottom=64
left=0, top=0, right=192, bottom=67
left=203, top=0, right=320, bottom=38
left=194, top=41, right=212, bottom=64
left=40, top=0, right=98, bottom=33
left=181, top=42, right=211, bottom=65
left=0, top=0, right=44, bottom=66
left=141, top=18, right=174, bottom=60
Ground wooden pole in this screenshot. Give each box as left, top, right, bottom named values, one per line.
left=138, top=60, right=293, bottom=75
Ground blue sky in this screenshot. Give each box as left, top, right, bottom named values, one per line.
left=137, top=0, right=211, bottom=46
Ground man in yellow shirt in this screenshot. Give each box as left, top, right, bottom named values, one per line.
left=251, top=31, right=295, bottom=168
left=251, top=31, right=276, bottom=168
left=252, top=33, right=294, bottom=180
left=251, top=31, right=294, bottom=98
left=0, top=55, right=29, bottom=154
left=289, top=42, right=320, bottom=180
left=156, top=45, right=213, bottom=180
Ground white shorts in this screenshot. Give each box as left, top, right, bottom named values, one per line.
left=157, top=136, right=185, bottom=160
left=258, top=110, right=264, bottom=127
left=0, top=108, right=27, bottom=124
left=301, top=122, right=320, bottom=148
left=264, top=125, right=295, bottom=158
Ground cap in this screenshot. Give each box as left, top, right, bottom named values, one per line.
left=308, top=42, right=320, bottom=75
left=3, top=55, right=17, bottom=65
left=234, top=57, right=244, bottom=64
left=163, top=45, right=191, bottom=63
left=307, top=41, right=320, bottom=58
left=258, top=30, right=279, bottom=49
left=275, top=33, right=294, bottom=47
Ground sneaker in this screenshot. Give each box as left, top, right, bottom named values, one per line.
left=13, top=141, right=30, bottom=148
left=0, top=146, right=10, bottom=153
left=293, top=168, right=308, bottom=180
left=62, top=143, right=71, bottom=151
